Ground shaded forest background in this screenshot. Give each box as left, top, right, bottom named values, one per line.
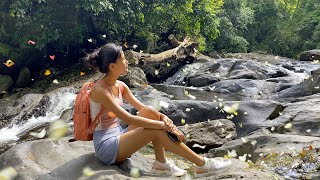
left=0, top=0, right=319, bottom=81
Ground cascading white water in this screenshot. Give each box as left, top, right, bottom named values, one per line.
left=0, top=87, right=76, bottom=144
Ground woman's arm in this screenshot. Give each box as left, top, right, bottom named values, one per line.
left=91, top=84, right=164, bottom=129
left=120, top=81, right=146, bottom=111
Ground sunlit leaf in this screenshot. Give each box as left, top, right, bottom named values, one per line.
left=132, top=44, right=138, bottom=49
left=80, top=72, right=85, bottom=76
left=87, top=38, right=93, bottom=43
left=300, top=148, right=307, bottom=159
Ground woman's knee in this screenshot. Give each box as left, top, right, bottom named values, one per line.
left=137, top=106, right=160, bottom=120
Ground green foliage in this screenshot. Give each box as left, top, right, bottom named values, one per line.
left=1, top=0, right=319, bottom=63
left=212, top=0, right=254, bottom=53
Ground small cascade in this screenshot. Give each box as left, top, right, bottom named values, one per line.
left=0, top=87, right=76, bottom=145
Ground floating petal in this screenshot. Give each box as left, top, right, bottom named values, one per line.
left=181, top=118, right=186, bottom=125
left=83, top=166, right=95, bottom=177
left=284, top=122, right=292, bottom=129
left=49, top=120, right=68, bottom=139
left=0, top=167, right=18, bottom=180
left=241, top=137, right=248, bottom=143
left=27, top=40, right=36, bottom=45
left=29, top=128, right=46, bottom=139
left=251, top=140, right=257, bottom=146
left=227, top=149, right=237, bottom=158
left=130, top=167, right=140, bottom=178
left=44, top=69, right=51, bottom=76
left=192, top=144, right=206, bottom=149
left=159, top=101, right=169, bottom=108
left=3, top=59, right=14, bottom=67
left=53, top=79, right=59, bottom=84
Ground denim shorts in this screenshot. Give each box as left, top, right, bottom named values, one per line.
left=93, top=126, right=128, bottom=165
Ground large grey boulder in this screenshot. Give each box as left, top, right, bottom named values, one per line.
left=15, top=66, right=31, bottom=88
left=277, top=68, right=320, bottom=98
left=299, top=49, right=320, bottom=61
left=268, top=93, right=320, bottom=137
left=182, top=120, right=237, bottom=151
left=0, top=75, right=13, bottom=97
left=0, top=136, right=284, bottom=180
left=119, top=66, right=148, bottom=87
left=208, top=132, right=320, bottom=180
left=0, top=137, right=154, bottom=180
left=0, top=93, right=44, bottom=129
left=206, top=79, right=277, bottom=99
left=161, top=99, right=282, bottom=137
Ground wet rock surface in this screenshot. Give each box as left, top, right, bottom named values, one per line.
left=1, top=53, right=320, bottom=179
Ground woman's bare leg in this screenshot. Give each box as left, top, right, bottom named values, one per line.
left=116, top=106, right=205, bottom=166
left=126, top=106, right=166, bottom=163
left=116, top=127, right=205, bottom=166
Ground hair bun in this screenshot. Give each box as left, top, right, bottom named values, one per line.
left=85, top=48, right=101, bottom=68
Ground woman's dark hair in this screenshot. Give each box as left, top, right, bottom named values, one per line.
left=84, top=43, right=123, bottom=74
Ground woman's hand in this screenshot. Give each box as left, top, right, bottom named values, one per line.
left=161, top=114, right=175, bottom=132
left=170, top=127, right=186, bottom=142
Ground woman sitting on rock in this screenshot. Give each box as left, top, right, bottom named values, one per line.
left=85, top=43, right=232, bottom=177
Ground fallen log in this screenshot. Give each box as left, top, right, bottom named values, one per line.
left=124, top=35, right=214, bottom=83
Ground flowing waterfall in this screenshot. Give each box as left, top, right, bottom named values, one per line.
left=0, top=87, right=76, bottom=144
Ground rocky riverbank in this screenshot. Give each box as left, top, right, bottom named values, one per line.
left=0, top=53, right=319, bottom=179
